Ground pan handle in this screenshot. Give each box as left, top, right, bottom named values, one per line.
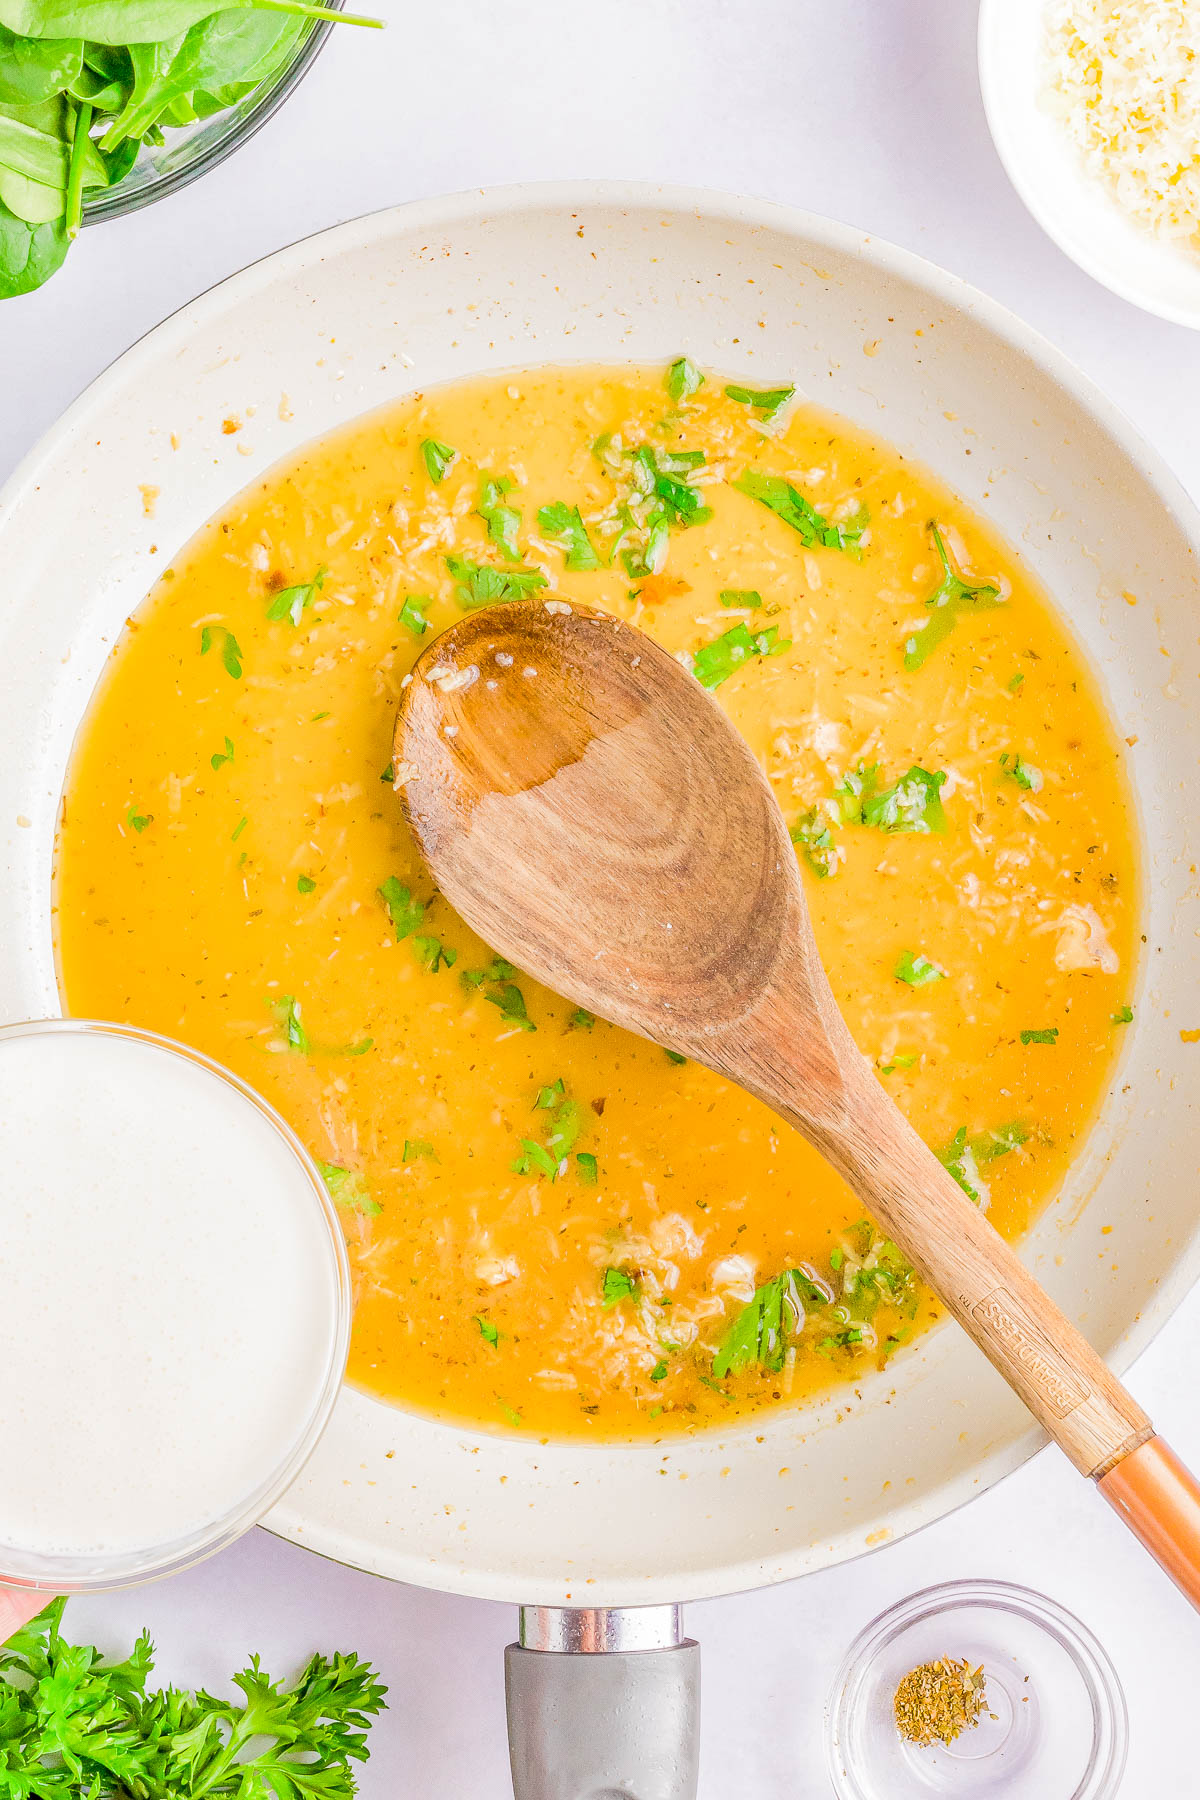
left=505, top=1606, right=700, bottom=1800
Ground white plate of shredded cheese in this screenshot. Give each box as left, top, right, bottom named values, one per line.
left=980, top=0, right=1200, bottom=327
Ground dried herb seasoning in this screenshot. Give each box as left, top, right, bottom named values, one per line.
left=893, top=1655, right=989, bottom=1747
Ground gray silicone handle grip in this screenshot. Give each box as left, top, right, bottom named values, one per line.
left=505, top=1641, right=701, bottom=1800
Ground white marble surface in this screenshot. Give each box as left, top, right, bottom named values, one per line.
left=5, top=0, right=1200, bottom=1792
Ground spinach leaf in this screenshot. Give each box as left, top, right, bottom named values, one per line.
left=0, top=100, right=69, bottom=183
left=0, top=189, right=64, bottom=292
left=0, top=23, right=80, bottom=103
left=101, top=6, right=303, bottom=145
left=69, top=39, right=129, bottom=108
left=0, top=1, right=380, bottom=294
left=0, top=0, right=379, bottom=48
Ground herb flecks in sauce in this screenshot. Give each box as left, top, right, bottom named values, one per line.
left=56, top=363, right=1138, bottom=1441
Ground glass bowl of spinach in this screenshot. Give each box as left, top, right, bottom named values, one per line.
left=0, top=0, right=379, bottom=298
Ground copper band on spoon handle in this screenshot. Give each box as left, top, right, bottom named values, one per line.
left=1099, top=1437, right=1200, bottom=1614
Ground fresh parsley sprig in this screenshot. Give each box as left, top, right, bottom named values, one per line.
left=0, top=1598, right=386, bottom=1799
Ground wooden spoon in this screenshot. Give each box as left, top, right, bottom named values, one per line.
left=395, top=598, right=1200, bottom=1610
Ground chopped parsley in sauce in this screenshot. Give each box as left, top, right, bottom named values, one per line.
left=317, top=1160, right=379, bottom=1217
left=710, top=1226, right=919, bottom=1380
left=512, top=1079, right=584, bottom=1179
left=477, top=474, right=522, bottom=562
left=999, top=752, right=1043, bottom=792
left=446, top=555, right=546, bottom=609
left=724, top=383, right=795, bottom=420
left=894, top=951, right=947, bottom=987
left=266, top=567, right=326, bottom=627
left=539, top=502, right=601, bottom=571
left=666, top=357, right=704, bottom=403
left=420, top=438, right=456, bottom=483
left=378, top=877, right=425, bottom=941
left=269, top=995, right=309, bottom=1055
left=413, top=934, right=457, bottom=973
left=903, top=522, right=1002, bottom=670
left=461, top=960, right=537, bottom=1030
left=399, top=597, right=430, bottom=637
left=790, top=805, right=840, bottom=878
left=940, top=1122, right=1030, bottom=1205
left=692, top=621, right=789, bottom=690
left=733, top=470, right=866, bottom=555
left=601, top=1267, right=639, bottom=1308
left=838, top=764, right=948, bottom=835
left=199, top=625, right=242, bottom=679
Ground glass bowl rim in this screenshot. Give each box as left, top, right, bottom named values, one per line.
left=81, top=1, right=341, bottom=227
left=0, top=1015, right=353, bottom=1593
left=824, top=1576, right=1129, bottom=1800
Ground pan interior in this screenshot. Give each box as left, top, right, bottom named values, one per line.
left=1, top=187, right=1197, bottom=1604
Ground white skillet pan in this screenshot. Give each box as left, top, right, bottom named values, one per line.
left=3, top=183, right=1200, bottom=1797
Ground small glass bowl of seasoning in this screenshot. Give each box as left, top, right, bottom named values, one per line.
left=825, top=1579, right=1127, bottom=1799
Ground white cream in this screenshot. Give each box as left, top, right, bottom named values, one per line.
left=0, top=1028, right=342, bottom=1566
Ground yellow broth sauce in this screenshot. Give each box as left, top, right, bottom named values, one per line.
left=55, top=364, right=1138, bottom=1439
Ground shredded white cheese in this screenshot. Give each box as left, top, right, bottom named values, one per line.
left=1045, top=0, right=1200, bottom=251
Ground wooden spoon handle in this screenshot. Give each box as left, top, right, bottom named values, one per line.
left=756, top=1034, right=1151, bottom=1479
left=734, top=965, right=1200, bottom=1607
